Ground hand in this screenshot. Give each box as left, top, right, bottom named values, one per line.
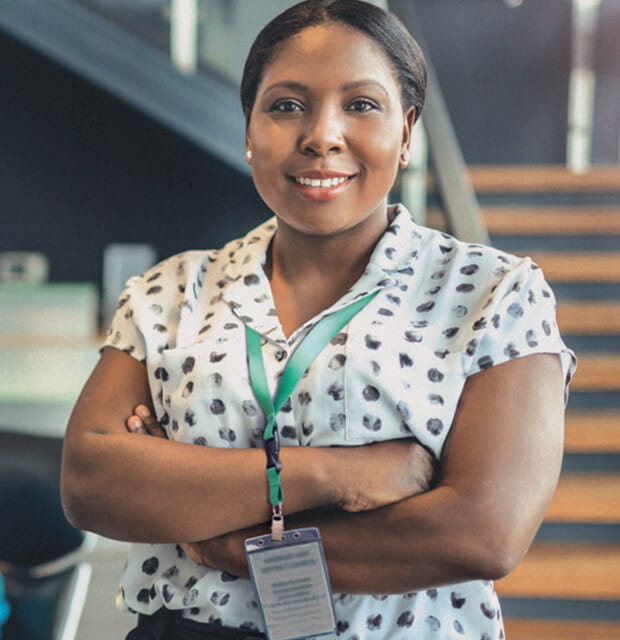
left=126, top=404, right=167, bottom=439
left=181, top=530, right=251, bottom=578
left=181, top=540, right=217, bottom=568
left=328, top=439, right=437, bottom=512
left=126, top=405, right=249, bottom=574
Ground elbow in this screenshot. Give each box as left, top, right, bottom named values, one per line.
left=60, top=440, right=105, bottom=533
left=462, top=520, right=531, bottom=581
left=445, top=497, right=535, bottom=582
left=475, top=536, right=526, bottom=581
left=61, top=493, right=87, bottom=532
left=60, top=465, right=94, bottom=532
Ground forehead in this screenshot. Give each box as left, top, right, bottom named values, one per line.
left=258, top=22, right=398, bottom=93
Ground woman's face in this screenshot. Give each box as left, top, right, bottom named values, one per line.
left=246, top=22, right=415, bottom=238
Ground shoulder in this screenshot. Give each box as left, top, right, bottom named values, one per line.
left=388, top=218, right=558, bottom=351
left=406, top=222, right=540, bottom=308
left=120, top=216, right=276, bottom=316
left=416, top=224, right=524, bottom=276
left=122, top=250, right=216, bottom=303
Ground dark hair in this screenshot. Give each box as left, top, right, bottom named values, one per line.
left=240, top=0, right=427, bottom=123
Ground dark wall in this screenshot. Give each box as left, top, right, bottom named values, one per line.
left=592, top=0, right=620, bottom=163
left=1, top=0, right=618, bottom=285
left=414, top=0, right=619, bottom=166
left=0, top=31, right=268, bottom=285
left=415, top=0, right=572, bottom=165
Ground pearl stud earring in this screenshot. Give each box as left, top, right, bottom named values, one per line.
left=246, top=150, right=252, bottom=163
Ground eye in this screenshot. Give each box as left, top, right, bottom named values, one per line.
left=269, top=99, right=304, bottom=113
left=347, top=98, right=380, bottom=113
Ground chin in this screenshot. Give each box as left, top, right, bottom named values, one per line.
left=283, top=216, right=360, bottom=238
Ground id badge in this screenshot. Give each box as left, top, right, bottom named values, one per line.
left=245, top=527, right=336, bottom=640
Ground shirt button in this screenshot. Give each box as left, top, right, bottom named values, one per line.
left=275, top=350, right=288, bottom=362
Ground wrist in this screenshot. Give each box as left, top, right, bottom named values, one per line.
left=313, top=447, right=347, bottom=507
left=280, top=446, right=340, bottom=508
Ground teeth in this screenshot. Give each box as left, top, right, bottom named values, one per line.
left=295, top=176, right=349, bottom=188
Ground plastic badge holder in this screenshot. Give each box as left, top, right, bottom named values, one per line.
left=245, top=528, right=336, bottom=640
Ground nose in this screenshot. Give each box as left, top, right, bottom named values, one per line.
left=298, top=105, right=345, bottom=156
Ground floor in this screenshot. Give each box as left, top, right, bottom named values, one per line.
left=76, top=537, right=136, bottom=639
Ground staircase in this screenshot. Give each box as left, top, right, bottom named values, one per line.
left=428, top=165, right=620, bottom=639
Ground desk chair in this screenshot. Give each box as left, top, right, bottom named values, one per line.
left=0, top=431, right=95, bottom=640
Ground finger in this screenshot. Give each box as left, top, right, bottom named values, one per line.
left=135, top=405, right=167, bottom=438
left=181, top=543, right=204, bottom=565
left=135, top=404, right=152, bottom=422
left=127, top=415, right=146, bottom=434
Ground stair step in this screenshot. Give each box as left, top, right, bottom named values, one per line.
left=466, top=165, right=620, bottom=194
left=503, top=618, right=620, bottom=640
left=484, top=207, right=620, bottom=235
left=527, top=252, right=620, bottom=283
left=547, top=473, right=620, bottom=523
left=495, top=543, right=620, bottom=599
left=571, top=354, right=620, bottom=392
left=564, top=411, right=620, bottom=453
left=557, top=302, right=620, bottom=334
left=426, top=206, right=620, bottom=235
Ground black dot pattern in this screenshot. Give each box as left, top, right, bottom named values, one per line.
left=102, top=207, right=575, bottom=637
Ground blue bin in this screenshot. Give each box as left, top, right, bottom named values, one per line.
left=0, top=573, right=10, bottom=637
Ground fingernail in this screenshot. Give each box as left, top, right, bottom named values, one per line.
left=137, top=406, right=151, bottom=419
left=128, top=417, right=143, bottom=431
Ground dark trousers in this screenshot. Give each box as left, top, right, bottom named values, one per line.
left=125, top=607, right=267, bottom=640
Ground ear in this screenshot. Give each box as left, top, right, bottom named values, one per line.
left=399, top=106, right=417, bottom=169
left=245, top=134, right=252, bottom=165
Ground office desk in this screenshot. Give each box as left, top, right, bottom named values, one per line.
left=0, top=337, right=100, bottom=437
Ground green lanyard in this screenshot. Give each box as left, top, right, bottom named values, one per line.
left=247, top=292, right=378, bottom=539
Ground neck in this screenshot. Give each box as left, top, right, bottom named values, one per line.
left=270, top=209, right=391, bottom=287
left=265, top=207, right=392, bottom=337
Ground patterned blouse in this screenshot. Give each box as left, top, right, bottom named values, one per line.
left=103, top=204, right=576, bottom=639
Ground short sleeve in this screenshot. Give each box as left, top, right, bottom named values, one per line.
left=100, top=276, right=147, bottom=364
left=463, top=257, right=577, bottom=401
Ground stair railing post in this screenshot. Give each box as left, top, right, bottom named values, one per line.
left=567, top=0, right=602, bottom=174
left=170, top=0, right=199, bottom=74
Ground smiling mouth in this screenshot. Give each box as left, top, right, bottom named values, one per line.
left=292, top=175, right=354, bottom=188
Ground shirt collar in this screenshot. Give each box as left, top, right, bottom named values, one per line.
left=218, top=204, right=424, bottom=340
left=217, top=217, right=280, bottom=338
left=361, top=203, right=424, bottom=288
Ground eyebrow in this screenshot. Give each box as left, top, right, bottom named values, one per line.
left=262, top=79, right=389, bottom=95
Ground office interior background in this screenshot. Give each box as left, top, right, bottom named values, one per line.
left=0, top=0, right=618, bottom=638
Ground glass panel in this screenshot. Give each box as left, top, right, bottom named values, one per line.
left=76, top=0, right=171, bottom=54
left=71, top=0, right=298, bottom=82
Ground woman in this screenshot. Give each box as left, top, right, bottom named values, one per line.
left=61, top=1, right=576, bottom=638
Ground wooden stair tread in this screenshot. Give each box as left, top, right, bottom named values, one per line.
left=495, top=543, right=620, bottom=599
left=564, top=411, right=620, bottom=453
left=527, top=252, right=620, bottom=282
left=426, top=206, right=620, bottom=235
left=465, top=165, right=620, bottom=193
left=546, top=473, right=620, bottom=523
left=503, top=618, right=620, bottom=640
left=571, top=354, right=620, bottom=392
left=557, top=302, right=620, bottom=334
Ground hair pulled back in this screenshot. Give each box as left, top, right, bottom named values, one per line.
left=240, top=0, right=427, bottom=123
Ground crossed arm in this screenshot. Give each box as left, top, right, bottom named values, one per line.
left=61, top=346, right=565, bottom=594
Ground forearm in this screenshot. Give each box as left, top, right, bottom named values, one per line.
left=61, top=432, right=333, bottom=543
left=63, top=348, right=436, bottom=547
left=303, top=489, right=500, bottom=593
left=187, top=355, right=565, bottom=593
left=198, top=485, right=521, bottom=595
